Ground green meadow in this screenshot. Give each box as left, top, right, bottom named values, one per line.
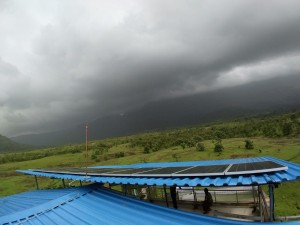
left=1, top=111, right=300, bottom=216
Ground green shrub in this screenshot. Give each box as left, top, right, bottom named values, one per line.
left=196, top=142, right=205, bottom=151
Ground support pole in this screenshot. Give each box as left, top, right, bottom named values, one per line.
left=34, top=175, right=39, bottom=190
left=124, top=184, right=128, bottom=196
left=147, top=186, right=152, bottom=202
left=85, top=124, right=88, bottom=177
left=252, top=186, right=256, bottom=204
left=163, top=186, right=169, bottom=207
left=62, top=179, right=66, bottom=188
left=269, top=184, right=275, bottom=222
left=170, top=186, right=178, bottom=209
left=192, top=187, right=198, bottom=209
left=80, top=180, right=82, bottom=186
left=258, top=186, right=263, bottom=221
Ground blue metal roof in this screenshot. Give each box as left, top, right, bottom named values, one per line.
left=17, top=157, right=300, bottom=187
left=0, top=187, right=81, bottom=217
left=1, top=183, right=299, bottom=225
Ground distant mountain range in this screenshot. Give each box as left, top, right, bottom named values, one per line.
left=11, top=75, right=300, bottom=147
left=0, top=134, right=32, bottom=153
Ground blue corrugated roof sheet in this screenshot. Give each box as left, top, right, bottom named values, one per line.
left=1, top=183, right=299, bottom=225
left=17, top=157, right=300, bottom=187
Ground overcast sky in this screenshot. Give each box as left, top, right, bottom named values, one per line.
left=1, top=0, right=300, bottom=137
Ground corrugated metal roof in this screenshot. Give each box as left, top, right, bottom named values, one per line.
left=0, top=187, right=81, bottom=217
left=1, top=184, right=299, bottom=225
left=17, top=157, right=300, bottom=187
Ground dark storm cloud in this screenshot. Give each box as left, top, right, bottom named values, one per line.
left=0, top=0, right=300, bottom=136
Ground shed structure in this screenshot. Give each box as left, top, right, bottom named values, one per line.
left=1, top=156, right=300, bottom=224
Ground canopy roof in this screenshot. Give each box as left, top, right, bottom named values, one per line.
left=17, top=156, right=300, bottom=187
left=1, top=183, right=299, bottom=225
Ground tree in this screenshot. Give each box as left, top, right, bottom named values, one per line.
left=244, top=139, right=254, bottom=150
left=214, top=139, right=224, bottom=152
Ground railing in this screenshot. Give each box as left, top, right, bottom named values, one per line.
left=214, top=210, right=261, bottom=221
left=258, top=185, right=269, bottom=222
left=176, top=187, right=258, bottom=205
left=276, top=215, right=300, bottom=222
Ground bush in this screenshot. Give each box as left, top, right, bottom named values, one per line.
left=244, top=139, right=254, bottom=150
left=114, top=152, right=125, bottom=158
left=214, top=143, right=224, bottom=152
left=196, top=142, right=205, bottom=151
left=214, top=139, right=224, bottom=152
left=143, top=146, right=150, bottom=154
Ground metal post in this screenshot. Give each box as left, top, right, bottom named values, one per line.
left=80, top=180, right=82, bottom=186
left=147, top=186, right=152, bottom=202
left=192, top=187, right=197, bottom=202
left=258, top=186, right=263, bottom=222
left=34, top=175, right=39, bottom=190
left=236, top=190, right=239, bottom=203
left=269, top=184, right=275, bottom=222
left=62, top=179, right=66, bottom=188
left=124, top=184, right=128, bottom=196
left=163, top=186, right=169, bottom=207
left=85, top=124, right=88, bottom=177
left=170, top=186, right=178, bottom=209
left=252, top=186, right=256, bottom=204
left=214, top=191, right=217, bottom=203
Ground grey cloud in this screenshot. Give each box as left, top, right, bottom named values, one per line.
left=0, top=58, right=20, bottom=77
left=1, top=0, right=300, bottom=136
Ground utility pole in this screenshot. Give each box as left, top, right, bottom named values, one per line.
left=85, top=124, right=88, bottom=177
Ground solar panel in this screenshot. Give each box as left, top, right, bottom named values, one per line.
left=135, top=166, right=191, bottom=177
left=105, top=168, right=157, bottom=175
left=31, top=160, right=288, bottom=178
left=174, top=164, right=230, bottom=177
left=225, top=161, right=288, bottom=175
left=33, top=167, right=122, bottom=176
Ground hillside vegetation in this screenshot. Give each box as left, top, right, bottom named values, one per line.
left=0, top=110, right=300, bottom=216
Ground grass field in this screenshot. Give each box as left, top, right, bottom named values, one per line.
left=1, top=136, right=300, bottom=216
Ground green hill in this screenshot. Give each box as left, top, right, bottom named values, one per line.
left=0, top=134, right=32, bottom=153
